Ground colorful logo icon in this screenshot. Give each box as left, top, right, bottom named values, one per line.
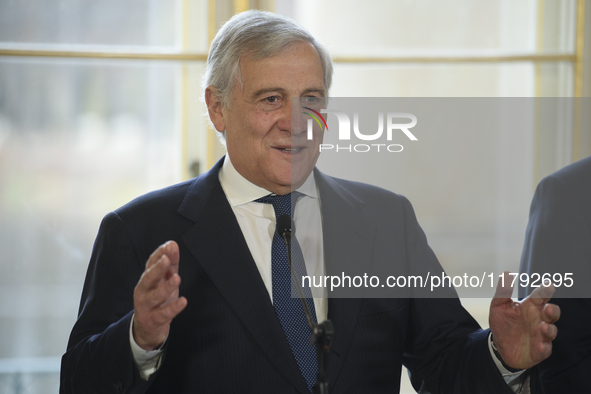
left=302, top=107, right=328, bottom=131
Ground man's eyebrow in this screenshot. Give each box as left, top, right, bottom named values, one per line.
left=249, top=87, right=326, bottom=100
left=301, top=88, right=326, bottom=96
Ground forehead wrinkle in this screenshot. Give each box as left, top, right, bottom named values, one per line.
left=236, top=44, right=325, bottom=104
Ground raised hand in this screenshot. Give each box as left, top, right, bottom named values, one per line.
left=489, top=271, right=560, bottom=370
left=132, top=241, right=188, bottom=351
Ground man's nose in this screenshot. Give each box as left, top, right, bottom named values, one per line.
left=278, top=99, right=306, bottom=134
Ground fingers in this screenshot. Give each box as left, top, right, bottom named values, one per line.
left=535, top=339, right=553, bottom=362
left=539, top=320, right=558, bottom=341
left=133, top=241, right=186, bottom=350
left=145, top=271, right=182, bottom=309
left=141, top=242, right=180, bottom=289
left=150, top=296, right=188, bottom=326
left=542, top=303, right=561, bottom=324
left=157, top=272, right=182, bottom=308
left=527, top=280, right=555, bottom=306
left=140, top=254, right=171, bottom=291
left=146, top=241, right=180, bottom=271
left=136, top=244, right=183, bottom=310
left=132, top=296, right=187, bottom=351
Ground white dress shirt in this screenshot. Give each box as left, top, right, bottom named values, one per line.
left=217, top=155, right=327, bottom=320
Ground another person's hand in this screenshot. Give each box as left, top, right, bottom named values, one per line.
left=489, top=271, right=560, bottom=370
left=133, top=241, right=188, bottom=351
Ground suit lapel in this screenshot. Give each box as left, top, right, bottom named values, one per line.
left=315, top=170, right=376, bottom=389
left=177, top=159, right=310, bottom=394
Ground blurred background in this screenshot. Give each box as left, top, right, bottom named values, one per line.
left=0, top=1, right=589, bottom=393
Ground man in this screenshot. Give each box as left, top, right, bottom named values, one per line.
left=519, top=155, right=591, bottom=393
left=61, top=10, right=559, bottom=393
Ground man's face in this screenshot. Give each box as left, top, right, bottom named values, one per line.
left=211, top=41, right=326, bottom=195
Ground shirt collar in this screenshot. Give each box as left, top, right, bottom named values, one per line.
left=219, top=155, right=318, bottom=207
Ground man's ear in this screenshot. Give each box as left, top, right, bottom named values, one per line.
left=205, top=86, right=226, bottom=133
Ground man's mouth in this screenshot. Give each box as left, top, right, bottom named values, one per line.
left=275, top=147, right=304, bottom=153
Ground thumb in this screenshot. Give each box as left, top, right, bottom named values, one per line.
left=491, top=271, right=514, bottom=306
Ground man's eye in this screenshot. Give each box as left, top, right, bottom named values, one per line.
left=302, top=96, right=324, bottom=107
left=303, top=96, right=325, bottom=105
left=264, top=96, right=280, bottom=103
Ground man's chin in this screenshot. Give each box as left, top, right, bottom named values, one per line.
left=289, top=169, right=314, bottom=191
left=268, top=156, right=315, bottom=191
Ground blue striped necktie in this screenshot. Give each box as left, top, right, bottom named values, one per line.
left=255, top=193, right=318, bottom=392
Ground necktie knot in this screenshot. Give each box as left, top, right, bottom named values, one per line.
left=255, top=192, right=300, bottom=217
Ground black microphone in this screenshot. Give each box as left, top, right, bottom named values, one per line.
left=276, top=214, right=293, bottom=243
left=276, top=214, right=313, bottom=329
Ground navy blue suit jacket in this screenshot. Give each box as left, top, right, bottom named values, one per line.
left=61, top=158, right=513, bottom=393
left=519, top=155, right=591, bottom=393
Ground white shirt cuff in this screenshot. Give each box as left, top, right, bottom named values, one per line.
left=129, top=313, right=164, bottom=380
left=488, top=332, right=529, bottom=392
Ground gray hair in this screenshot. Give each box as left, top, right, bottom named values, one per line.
left=203, top=10, right=333, bottom=114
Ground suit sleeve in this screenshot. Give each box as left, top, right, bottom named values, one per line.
left=519, top=174, right=591, bottom=298
left=398, top=196, right=514, bottom=394
left=60, top=212, right=155, bottom=394
left=519, top=175, right=591, bottom=393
